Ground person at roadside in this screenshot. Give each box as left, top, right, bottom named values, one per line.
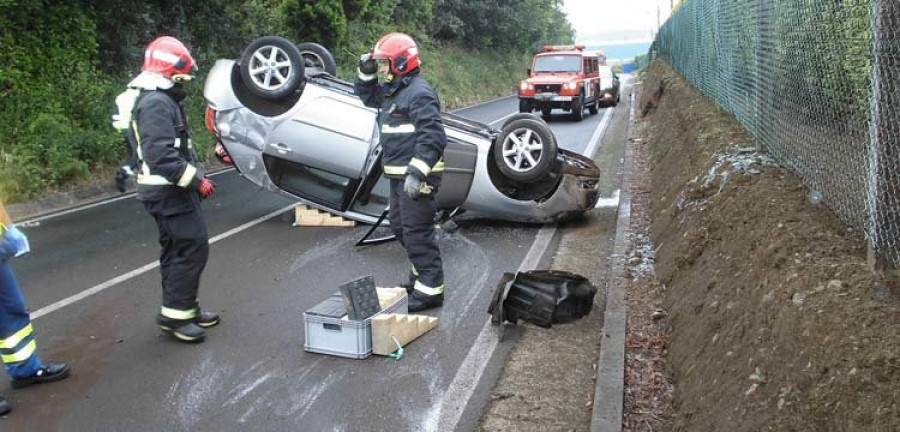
left=112, top=87, right=141, bottom=193
left=131, top=36, right=220, bottom=342
left=0, top=198, right=70, bottom=416
left=355, top=32, right=448, bottom=312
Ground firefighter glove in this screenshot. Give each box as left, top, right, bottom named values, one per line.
left=0, top=225, right=30, bottom=260
left=198, top=177, right=216, bottom=199
left=404, top=172, right=430, bottom=200
left=359, top=52, right=377, bottom=75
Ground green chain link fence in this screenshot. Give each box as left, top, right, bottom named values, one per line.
left=653, top=0, right=898, bottom=270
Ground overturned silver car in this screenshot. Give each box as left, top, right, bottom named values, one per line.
left=203, top=37, right=601, bottom=225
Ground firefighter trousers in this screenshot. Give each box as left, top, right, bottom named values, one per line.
left=388, top=179, right=444, bottom=294
left=144, top=204, right=209, bottom=321
left=0, top=259, right=44, bottom=379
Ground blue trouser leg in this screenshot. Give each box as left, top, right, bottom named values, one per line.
left=0, top=259, right=43, bottom=379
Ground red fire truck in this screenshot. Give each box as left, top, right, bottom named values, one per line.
left=518, top=45, right=603, bottom=121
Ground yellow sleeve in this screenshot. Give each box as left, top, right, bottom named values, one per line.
left=0, top=199, right=10, bottom=234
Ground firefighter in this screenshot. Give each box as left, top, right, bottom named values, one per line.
left=130, top=36, right=219, bottom=342
left=355, top=32, right=447, bottom=312
left=112, top=87, right=141, bottom=192
left=0, top=199, right=70, bottom=415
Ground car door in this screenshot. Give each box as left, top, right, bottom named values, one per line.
left=262, top=84, right=379, bottom=211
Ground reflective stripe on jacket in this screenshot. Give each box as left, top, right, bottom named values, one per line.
left=355, top=70, right=447, bottom=180
left=132, top=90, right=202, bottom=212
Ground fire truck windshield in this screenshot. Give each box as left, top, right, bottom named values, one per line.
left=532, top=55, right=582, bottom=73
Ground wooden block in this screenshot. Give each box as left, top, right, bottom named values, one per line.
left=371, top=313, right=439, bottom=356
left=375, top=287, right=405, bottom=310
left=293, top=204, right=356, bottom=227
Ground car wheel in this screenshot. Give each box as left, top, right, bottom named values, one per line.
left=615, top=93, right=620, bottom=105
left=500, top=114, right=558, bottom=148
left=518, top=99, right=531, bottom=113
left=570, top=96, right=584, bottom=121
left=296, top=42, right=337, bottom=76
left=239, top=36, right=305, bottom=100
left=541, top=107, right=552, bottom=117
left=588, top=95, right=599, bottom=115
left=493, top=117, right=559, bottom=184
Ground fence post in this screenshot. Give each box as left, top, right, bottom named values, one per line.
left=869, top=0, right=899, bottom=287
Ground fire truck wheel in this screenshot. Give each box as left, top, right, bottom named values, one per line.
left=588, top=94, right=599, bottom=115
left=518, top=99, right=532, bottom=113
left=570, top=96, right=585, bottom=121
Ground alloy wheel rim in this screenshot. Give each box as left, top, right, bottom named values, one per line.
left=501, top=128, right=543, bottom=173
left=249, top=45, right=293, bottom=90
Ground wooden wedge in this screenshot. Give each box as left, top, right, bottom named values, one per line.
left=375, top=287, right=406, bottom=310
left=293, top=204, right=356, bottom=227
left=371, top=313, right=439, bottom=356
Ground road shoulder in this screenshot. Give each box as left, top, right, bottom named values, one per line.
left=479, top=83, right=634, bottom=431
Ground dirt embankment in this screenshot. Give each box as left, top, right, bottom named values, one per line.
left=629, top=60, right=900, bottom=431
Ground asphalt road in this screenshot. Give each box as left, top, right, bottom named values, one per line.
left=3, top=95, right=617, bottom=430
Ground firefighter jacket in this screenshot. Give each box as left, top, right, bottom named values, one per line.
left=355, top=69, right=447, bottom=181
left=132, top=89, right=203, bottom=215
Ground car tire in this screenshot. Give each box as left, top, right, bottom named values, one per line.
left=518, top=99, right=531, bottom=113
left=541, top=107, right=552, bottom=117
left=570, top=96, right=584, bottom=121
left=239, top=36, right=305, bottom=100
left=296, top=42, right=337, bottom=76
left=614, top=93, right=620, bottom=105
left=493, top=117, right=559, bottom=184
left=588, top=94, right=599, bottom=115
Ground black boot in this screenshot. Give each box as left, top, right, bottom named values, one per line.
left=157, top=315, right=206, bottom=343
left=400, top=271, right=416, bottom=294
left=10, top=362, right=70, bottom=389
left=408, top=290, right=444, bottom=312
left=114, top=167, right=131, bottom=193
left=171, top=323, right=205, bottom=343
left=0, top=395, right=9, bottom=415
left=196, top=311, right=220, bottom=328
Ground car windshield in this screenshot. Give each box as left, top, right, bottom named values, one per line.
left=532, top=55, right=582, bottom=73
left=598, top=66, right=613, bottom=79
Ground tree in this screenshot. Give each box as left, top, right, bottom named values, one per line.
left=280, top=0, right=348, bottom=50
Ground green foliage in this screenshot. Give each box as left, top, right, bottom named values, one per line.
left=0, top=0, right=577, bottom=203
left=0, top=0, right=121, bottom=201
left=421, top=43, right=529, bottom=110
left=431, top=0, right=573, bottom=51
left=280, top=0, right=348, bottom=50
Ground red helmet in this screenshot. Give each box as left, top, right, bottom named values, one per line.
left=372, top=32, right=420, bottom=77
left=142, top=36, right=197, bottom=80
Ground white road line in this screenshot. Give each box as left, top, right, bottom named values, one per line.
left=583, top=107, right=614, bottom=159
left=16, top=167, right=236, bottom=225
left=17, top=193, right=139, bottom=226
left=436, top=224, right=557, bottom=431
left=488, top=112, right=518, bottom=127
left=30, top=203, right=294, bottom=320
left=451, top=95, right=517, bottom=113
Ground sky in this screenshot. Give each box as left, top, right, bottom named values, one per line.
left=562, top=0, right=674, bottom=45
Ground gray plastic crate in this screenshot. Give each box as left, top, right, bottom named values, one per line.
left=304, top=288, right=408, bottom=359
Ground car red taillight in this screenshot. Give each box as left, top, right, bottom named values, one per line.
left=205, top=107, right=218, bottom=136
